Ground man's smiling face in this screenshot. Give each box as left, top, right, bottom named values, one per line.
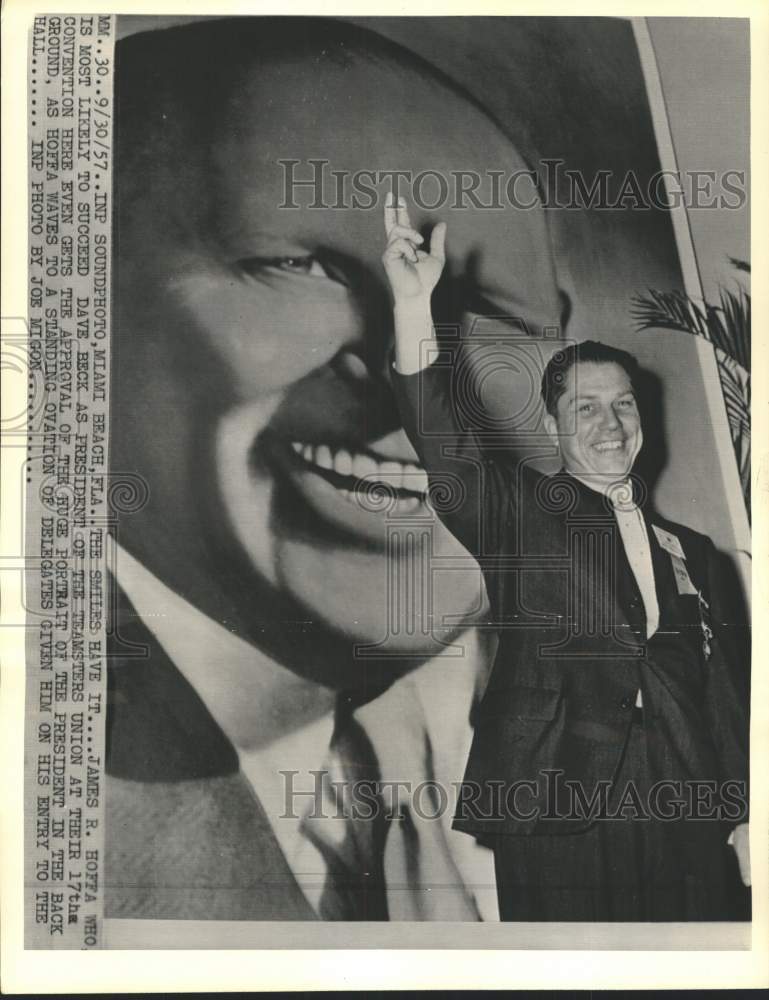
left=112, top=31, right=559, bottom=679
left=544, top=361, right=643, bottom=483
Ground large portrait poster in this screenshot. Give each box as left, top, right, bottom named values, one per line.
left=2, top=2, right=767, bottom=993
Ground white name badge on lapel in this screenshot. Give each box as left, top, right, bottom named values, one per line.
left=652, top=525, right=697, bottom=595
left=670, top=553, right=698, bottom=595
left=652, top=525, right=686, bottom=560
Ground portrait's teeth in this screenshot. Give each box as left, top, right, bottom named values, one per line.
left=315, top=444, right=333, bottom=471
left=378, top=460, right=404, bottom=489
left=289, top=439, right=428, bottom=499
left=352, top=452, right=378, bottom=480
left=333, top=448, right=353, bottom=477
left=406, top=465, right=429, bottom=492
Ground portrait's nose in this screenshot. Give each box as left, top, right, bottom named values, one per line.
left=312, top=246, right=397, bottom=385
left=330, top=349, right=369, bottom=382
left=327, top=292, right=395, bottom=388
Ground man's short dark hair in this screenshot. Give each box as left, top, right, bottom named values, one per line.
left=541, top=340, right=640, bottom=416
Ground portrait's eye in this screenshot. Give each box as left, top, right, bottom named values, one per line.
left=239, top=255, right=345, bottom=282
left=578, top=403, right=594, bottom=414
left=616, top=397, right=636, bottom=409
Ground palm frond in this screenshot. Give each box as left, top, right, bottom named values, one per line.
left=714, top=349, right=751, bottom=521
left=630, top=289, right=709, bottom=337
left=632, top=281, right=750, bottom=369
left=631, top=261, right=751, bottom=522
left=718, top=285, right=750, bottom=370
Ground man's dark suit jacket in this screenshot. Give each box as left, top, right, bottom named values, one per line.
left=393, top=360, right=750, bottom=841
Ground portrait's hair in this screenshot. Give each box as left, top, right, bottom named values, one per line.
left=541, top=339, right=641, bottom=416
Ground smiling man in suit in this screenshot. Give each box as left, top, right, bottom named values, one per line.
left=384, top=196, right=751, bottom=921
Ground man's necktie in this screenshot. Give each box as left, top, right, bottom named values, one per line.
left=608, top=480, right=657, bottom=710
left=608, top=480, right=659, bottom=639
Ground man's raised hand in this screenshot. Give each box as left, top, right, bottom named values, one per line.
left=382, top=193, right=446, bottom=302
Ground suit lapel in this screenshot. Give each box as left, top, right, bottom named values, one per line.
left=558, top=471, right=640, bottom=636
left=106, top=582, right=240, bottom=781
left=105, top=579, right=318, bottom=920
left=105, top=769, right=318, bottom=920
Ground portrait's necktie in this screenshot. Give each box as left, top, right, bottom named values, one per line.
left=381, top=772, right=480, bottom=921
left=299, top=682, right=480, bottom=921
left=299, top=697, right=388, bottom=920
left=365, top=682, right=480, bottom=921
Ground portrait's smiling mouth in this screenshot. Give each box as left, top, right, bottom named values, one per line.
left=213, top=381, right=483, bottom=644
left=289, top=439, right=428, bottom=506
left=261, top=428, right=434, bottom=544
left=255, top=416, right=435, bottom=547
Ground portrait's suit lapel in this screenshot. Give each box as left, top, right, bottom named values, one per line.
left=106, top=582, right=239, bottom=782
left=105, top=581, right=317, bottom=921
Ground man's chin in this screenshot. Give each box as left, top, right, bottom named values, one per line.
left=601, top=465, right=632, bottom=480
left=582, top=458, right=633, bottom=481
